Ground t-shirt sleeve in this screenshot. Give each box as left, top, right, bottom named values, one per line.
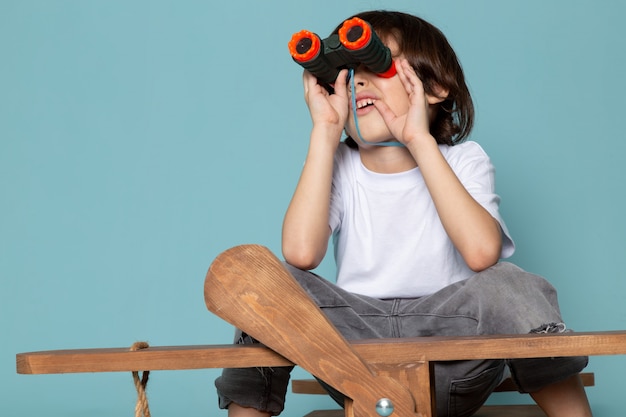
left=447, top=142, right=515, bottom=259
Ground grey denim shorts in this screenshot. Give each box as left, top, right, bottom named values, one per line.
left=215, top=262, right=588, bottom=417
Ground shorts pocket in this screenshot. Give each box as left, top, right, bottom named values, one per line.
left=448, top=363, right=504, bottom=417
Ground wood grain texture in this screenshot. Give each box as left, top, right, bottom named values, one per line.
left=204, top=244, right=418, bottom=417
left=16, top=344, right=291, bottom=374
left=18, top=332, right=624, bottom=374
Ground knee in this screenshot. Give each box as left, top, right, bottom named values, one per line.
left=469, top=262, right=557, bottom=301
left=466, top=263, right=565, bottom=334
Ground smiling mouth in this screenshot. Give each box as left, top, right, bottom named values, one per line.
left=356, top=98, right=377, bottom=109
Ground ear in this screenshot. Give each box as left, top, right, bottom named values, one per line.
left=426, top=84, right=449, bottom=105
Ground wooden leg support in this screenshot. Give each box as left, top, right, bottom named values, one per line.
left=370, top=361, right=435, bottom=417
left=205, top=244, right=419, bottom=417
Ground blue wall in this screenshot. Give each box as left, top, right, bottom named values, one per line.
left=2, top=1, right=625, bottom=416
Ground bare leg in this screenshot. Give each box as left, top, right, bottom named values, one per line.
left=227, top=403, right=270, bottom=417
left=530, top=374, right=593, bottom=417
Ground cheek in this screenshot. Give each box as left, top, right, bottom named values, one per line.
left=385, top=80, right=411, bottom=114
left=393, top=95, right=411, bottom=116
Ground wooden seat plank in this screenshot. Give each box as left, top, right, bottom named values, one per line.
left=349, top=331, right=626, bottom=362
left=16, top=344, right=292, bottom=374
left=17, top=331, right=626, bottom=375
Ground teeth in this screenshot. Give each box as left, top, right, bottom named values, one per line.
left=356, top=98, right=376, bottom=109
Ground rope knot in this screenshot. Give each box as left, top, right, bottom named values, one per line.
left=130, top=341, right=151, bottom=417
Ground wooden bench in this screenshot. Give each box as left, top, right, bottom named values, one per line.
left=14, top=338, right=611, bottom=417
left=15, top=245, right=626, bottom=416
left=15, top=339, right=606, bottom=417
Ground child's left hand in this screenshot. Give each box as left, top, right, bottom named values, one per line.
left=374, top=58, right=433, bottom=146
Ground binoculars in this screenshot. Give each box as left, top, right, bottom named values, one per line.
left=288, top=17, right=396, bottom=86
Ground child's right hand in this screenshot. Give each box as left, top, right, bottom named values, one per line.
left=303, top=69, right=349, bottom=140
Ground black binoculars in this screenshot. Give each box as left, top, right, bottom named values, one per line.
left=288, top=17, right=396, bottom=86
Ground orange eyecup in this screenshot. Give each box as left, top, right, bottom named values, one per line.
left=338, top=17, right=372, bottom=51
left=288, top=30, right=321, bottom=63
left=377, top=60, right=397, bottom=78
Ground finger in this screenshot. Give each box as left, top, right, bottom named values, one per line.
left=330, top=69, right=349, bottom=97
left=303, top=71, right=330, bottom=101
left=302, top=70, right=314, bottom=95
left=397, top=59, right=424, bottom=97
left=394, top=60, right=414, bottom=94
left=303, top=70, right=318, bottom=88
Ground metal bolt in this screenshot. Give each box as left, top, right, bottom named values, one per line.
left=375, top=398, right=394, bottom=416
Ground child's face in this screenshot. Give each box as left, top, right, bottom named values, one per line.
left=345, top=37, right=448, bottom=142
left=344, top=37, right=432, bottom=145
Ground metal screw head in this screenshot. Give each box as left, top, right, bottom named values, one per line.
left=375, top=398, right=394, bottom=416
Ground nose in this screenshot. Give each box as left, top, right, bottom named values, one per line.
left=351, top=64, right=372, bottom=87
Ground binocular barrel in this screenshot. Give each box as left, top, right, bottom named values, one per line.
left=288, top=17, right=396, bottom=85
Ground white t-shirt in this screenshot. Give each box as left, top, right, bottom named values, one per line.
left=328, top=141, right=515, bottom=299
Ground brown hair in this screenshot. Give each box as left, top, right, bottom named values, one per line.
left=334, top=10, right=474, bottom=147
